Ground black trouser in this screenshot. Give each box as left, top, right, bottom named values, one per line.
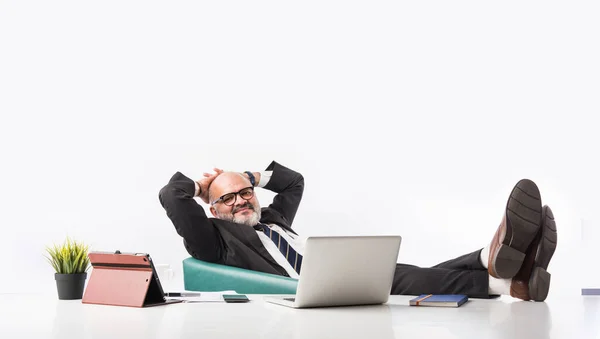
left=391, top=249, right=491, bottom=298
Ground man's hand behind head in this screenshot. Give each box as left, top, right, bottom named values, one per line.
left=197, top=168, right=223, bottom=204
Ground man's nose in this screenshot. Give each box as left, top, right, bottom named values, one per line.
left=233, top=195, right=248, bottom=207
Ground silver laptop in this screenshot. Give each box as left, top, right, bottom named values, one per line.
left=264, top=235, right=401, bottom=308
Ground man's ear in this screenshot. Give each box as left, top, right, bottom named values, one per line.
left=210, top=206, right=217, bottom=218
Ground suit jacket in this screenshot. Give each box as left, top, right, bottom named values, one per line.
left=158, top=161, right=304, bottom=277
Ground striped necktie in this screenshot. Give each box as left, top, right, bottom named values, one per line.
left=255, top=224, right=303, bottom=274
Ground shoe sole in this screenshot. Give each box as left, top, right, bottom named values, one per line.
left=490, top=179, right=543, bottom=278
left=529, top=206, right=558, bottom=301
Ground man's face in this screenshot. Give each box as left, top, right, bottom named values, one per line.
left=209, top=172, right=261, bottom=227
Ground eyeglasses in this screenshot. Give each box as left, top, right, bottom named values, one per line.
left=210, top=186, right=255, bottom=206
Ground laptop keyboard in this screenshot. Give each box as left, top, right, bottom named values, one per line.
left=284, top=298, right=296, bottom=302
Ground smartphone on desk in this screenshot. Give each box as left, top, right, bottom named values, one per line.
left=223, top=294, right=250, bottom=303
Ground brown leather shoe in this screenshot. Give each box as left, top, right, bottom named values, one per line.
left=510, top=205, right=558, bottom=301
left=488, top=179, right=543, bottom=279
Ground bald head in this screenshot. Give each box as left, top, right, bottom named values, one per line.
left=208, top=172, right=251, bottom=204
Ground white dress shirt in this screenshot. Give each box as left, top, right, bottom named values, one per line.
left=194, top=171, right=307, bottom=279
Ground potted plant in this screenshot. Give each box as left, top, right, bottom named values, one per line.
left=45, top=237, right=91, bottom=300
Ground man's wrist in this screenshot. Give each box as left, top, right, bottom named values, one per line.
left=254, top=172, right=261, bottom=186
left=194, top=181, right=201, bottom=197
left=243, top=171, right=263, bottom=187
left=244, top=171, right=256, bottom=186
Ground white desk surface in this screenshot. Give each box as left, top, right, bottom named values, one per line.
left=1, top=293, right=599, bottom=339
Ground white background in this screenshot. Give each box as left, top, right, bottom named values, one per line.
left=1, top=1, right=598, bottom=295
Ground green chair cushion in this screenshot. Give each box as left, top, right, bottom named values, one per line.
left=182, top=257, right=298, bottom=294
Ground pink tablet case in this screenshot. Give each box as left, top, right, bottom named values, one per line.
left=82, top=251, right=180, bottom=308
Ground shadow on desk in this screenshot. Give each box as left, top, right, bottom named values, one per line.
left=180, top=302, right=395, bottom=339
left=53, top=301, right=167, bottom=339
left=389, top=300, right=553, bottom=339
left=174, top=297, right=562, bottom=339
left=265, top=304, right=396, bottom=339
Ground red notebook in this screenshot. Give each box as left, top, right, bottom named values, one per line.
left=82, top=251, right=181, bottom=308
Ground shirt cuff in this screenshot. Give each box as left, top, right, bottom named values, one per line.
left=194, top=181, right=200, bottom=197
left=257, top=171, right=273, bottom=188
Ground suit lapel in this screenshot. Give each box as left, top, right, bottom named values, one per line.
left=217, top=219, right=289, bottom=276
left=260, top=208, right=298, bottom=235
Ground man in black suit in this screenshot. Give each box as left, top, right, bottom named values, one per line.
left=159, top=161, right=557, bottom=301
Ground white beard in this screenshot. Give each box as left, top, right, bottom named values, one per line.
left=216, top=203, right=262, bottom=227
left=233, top=210, right=261, bottom=227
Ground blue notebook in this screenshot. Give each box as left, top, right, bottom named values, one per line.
left=409, top=294, right=468, bottom=307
